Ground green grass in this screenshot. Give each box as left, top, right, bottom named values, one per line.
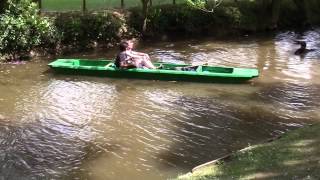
left=176, top=124, right=320, bottom=180
left=41, top=0, right=185, bottom=11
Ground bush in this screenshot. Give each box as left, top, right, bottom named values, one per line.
left=0, top=0, right=58, bottom=61
left=129, top=2, right=320, bottom=37
left=128, top=4, right=242, bottom=36
left=54, top=12, right=127, bottom=49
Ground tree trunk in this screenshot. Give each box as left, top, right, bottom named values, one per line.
left=121, top=0, right=124, bottom=8
left=270, top=0, right=281, bottom=29
left=39, top=0, right=42, bottom=10
left=82, top=0, right=87, bottom=12
left=141, top=0, right=150, bottom=33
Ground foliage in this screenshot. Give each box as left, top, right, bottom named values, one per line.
left=132, top=0, right=320, bottom=36
left=128, top=4, right=240, bottom=36
left=231, top=0, right=320, bottom=30
left=186, top=0, right=223, bottom=12
left=232, top=1, right=264, bottom=31
left=54, top=12, right=126, bottom=49
left=305, top=0, right=320, bottom=25
left=0, top=0, right=58, bottom=60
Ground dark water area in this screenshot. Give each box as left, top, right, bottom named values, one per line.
left=1, top=30, right=320, bottom=179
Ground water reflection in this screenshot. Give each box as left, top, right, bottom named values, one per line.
left=254, top=83, right=320, bottom=115
left=274, top=31, right=320, bottom=82
left=0, top=119, right=91, bottom=179
left=1, top=30, right=320, bottom=179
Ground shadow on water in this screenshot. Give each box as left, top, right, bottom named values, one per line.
left=155, top=82, right=320, bottom=171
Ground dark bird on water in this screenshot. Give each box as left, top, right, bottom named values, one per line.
left=294, top=41, right=314, bottom=55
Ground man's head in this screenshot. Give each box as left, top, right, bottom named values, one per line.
left=126, top=40, right=134, bottom=50
left=119, top=41, right=129, bottom=51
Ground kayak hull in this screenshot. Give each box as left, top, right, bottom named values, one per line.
left=48, top=59, right=259, bottom=83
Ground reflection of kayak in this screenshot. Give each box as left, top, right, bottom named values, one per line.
left=48, top=59, right=259, bottom=83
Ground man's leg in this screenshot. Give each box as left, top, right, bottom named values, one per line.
left=141, top=55, right=156, bottom=69
left=142, top=56, right=156, bottom=69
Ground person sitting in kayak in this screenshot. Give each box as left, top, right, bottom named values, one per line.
left=114, top=41, right=136, bottom=69
left=125, top=40, right=156, bottom=69
left=114, top=40, right=156, bottom=69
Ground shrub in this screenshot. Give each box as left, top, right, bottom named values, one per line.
left=129, top=2, right=320, bottom=37
left=128, top=4, right=241, bottom=36
left=0, top=0, right=58, bottom=61
left=54, top=12, right=126, bottom=49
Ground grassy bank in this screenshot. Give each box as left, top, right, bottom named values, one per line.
left=176, top=124, right=320, bottom=180
left=41, top=0, right=185, bottom=11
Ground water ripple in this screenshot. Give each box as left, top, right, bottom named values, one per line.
left=1, top=30, right=320, bottom=180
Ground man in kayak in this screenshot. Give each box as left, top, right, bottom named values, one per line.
left=114, top=41, right=136, bottom=69
left=114, top=40, right=156, bottom=69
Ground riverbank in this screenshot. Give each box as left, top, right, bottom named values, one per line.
left=176, top=123, right=320, bottom=180
left=2, top=0, right=320, bottom=61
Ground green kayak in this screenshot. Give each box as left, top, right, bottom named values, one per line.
left=48, top=59, right=259, bottom=83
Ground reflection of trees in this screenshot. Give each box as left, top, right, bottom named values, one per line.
left=0, top=79, right=126, bottom=179
left=110, top=83, right=144, bottom=122
left=255, top=38, right=278, bottom=82
left=0, top=119, right=105, bottom=179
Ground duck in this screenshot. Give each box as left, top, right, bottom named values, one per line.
left=294, top=41, right=314, bottom=55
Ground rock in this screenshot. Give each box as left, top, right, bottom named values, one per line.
left=0, top=114, right=5, bottom=120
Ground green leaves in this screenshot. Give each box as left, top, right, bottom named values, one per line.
left=54, top=13, right=123, bottom=49
left=186, top=0, right=223, bottom=12
left=186, top=0, right=206, bottom=9
left=0, top=0, right=58, bottom=60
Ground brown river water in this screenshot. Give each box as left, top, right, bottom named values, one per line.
left=1, top=30, right=320, bottom=179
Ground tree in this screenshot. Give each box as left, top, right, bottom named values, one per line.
left=140, top=0, right=151, bottom=33
left=0, top=0, right=57, bottom=60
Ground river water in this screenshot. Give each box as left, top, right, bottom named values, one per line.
left=1, top=30, right=320, bottom=179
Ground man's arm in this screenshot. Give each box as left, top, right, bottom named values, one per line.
left=130, top=51, right=147, bottom=56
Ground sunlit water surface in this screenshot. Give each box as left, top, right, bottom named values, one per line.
left=1, top=30, right=320, bottom=179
